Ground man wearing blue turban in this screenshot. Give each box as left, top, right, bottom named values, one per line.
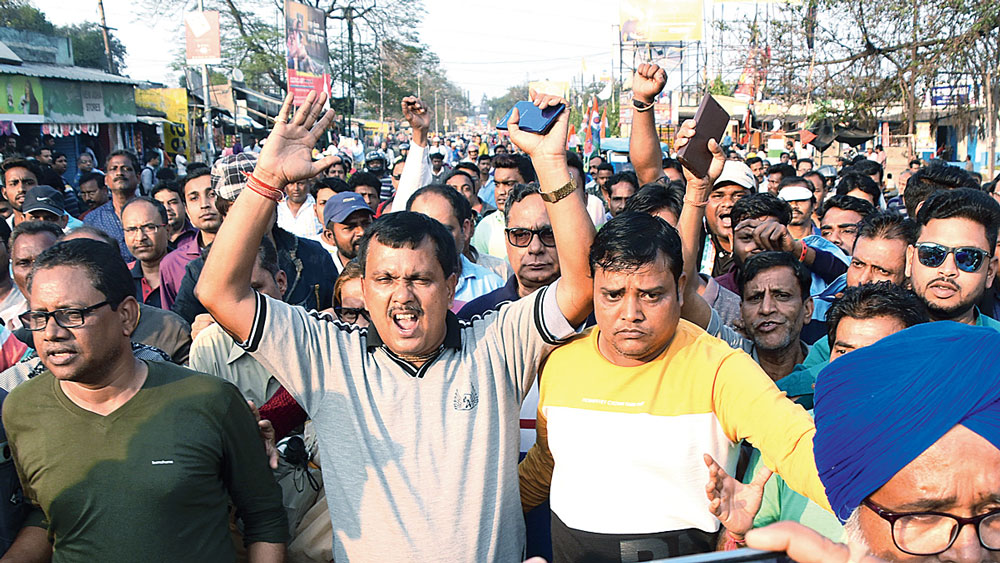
left=746, top=321, right=1000, bottom=562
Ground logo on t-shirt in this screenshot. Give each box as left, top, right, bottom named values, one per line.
left=453, top=385, right=478, bottom=411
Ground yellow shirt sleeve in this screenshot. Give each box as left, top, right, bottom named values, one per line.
left=518, top=405, right=553, bottom=513
left=711, top=350, right=831, bottom=512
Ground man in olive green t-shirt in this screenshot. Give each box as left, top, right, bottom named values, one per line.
left=1, top=239, right=287, bottom=562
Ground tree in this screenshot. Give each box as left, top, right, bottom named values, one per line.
left=64, top=23, right=127, bottom=72
left=0, top=1, right=127, bottom=72
left=142, top=0, right=469, bottom=122
left=732, top=0, right=999, bottom=156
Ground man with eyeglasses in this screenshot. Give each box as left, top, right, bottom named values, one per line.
left=739, top=321, right=1000, bottom=563
left=1, top=238, right=287, bottom=561
left=905, top=187, right=1000, bottom=329
left=121, top=197, right=170, bottom=308
left=470, top=153, right=536, bottom=260
left=83, top=150, right=142, bottom=264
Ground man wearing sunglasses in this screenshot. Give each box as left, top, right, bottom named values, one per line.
left=906, top=188, right=1000, bottom=328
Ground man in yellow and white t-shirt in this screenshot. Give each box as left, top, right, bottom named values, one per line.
left=519, top=209, right=830, bottom=563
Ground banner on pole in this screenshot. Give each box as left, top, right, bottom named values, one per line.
left=185, top=11, right=222, bottom=65
left=285, top=0, right=331, bottom=106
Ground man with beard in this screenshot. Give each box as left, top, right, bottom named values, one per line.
left=77, top=172, right=109, bottom=219
left=83, top=150, right=140, bottom=263
left=1, top=158, right=40, bottom=229
left=152, top=182, right=196, bottom=249
left=906, top=187, right=1000, bottom=329
left=777, top=178, right=819, bottom=239
left=818, top=195, right=875, bottom=256
left=743, top=322, right=1000, bottom=563
left=319, top=192, right=373, bottom=273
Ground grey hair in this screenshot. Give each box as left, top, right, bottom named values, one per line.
left=844, top=507, right=871, bottom=554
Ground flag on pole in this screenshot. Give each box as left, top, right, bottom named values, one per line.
left=590, top=96, right=602, bottom=154
left=583, top=110, right=594, bottom=158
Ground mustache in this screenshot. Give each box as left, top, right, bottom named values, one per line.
left=389, top=305, right=422, bottom=316
left=928, top=278, right=960, bottom=291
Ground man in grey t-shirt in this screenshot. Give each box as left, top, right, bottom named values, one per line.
left=197, top=91, right=595, bottom=561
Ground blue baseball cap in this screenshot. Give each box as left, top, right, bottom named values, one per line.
left=323, top=192, right=373, bottom=226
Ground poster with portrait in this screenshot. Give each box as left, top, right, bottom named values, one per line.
left=285, top=0, right=331, bottom=106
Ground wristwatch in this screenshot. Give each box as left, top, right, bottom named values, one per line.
left=540, top=180, right=577, bottom=203
left=632, top=98, right=654, bottom=112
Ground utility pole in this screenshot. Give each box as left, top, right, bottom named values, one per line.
left=434, top=90, right=439, bottom=137
left=198, top=0, right=215, bottom=162
left=378, top=37, right=384, bottom=126
left=97, top=0, right=114, bottom=74
left=346, top=7, right=355, bottom=124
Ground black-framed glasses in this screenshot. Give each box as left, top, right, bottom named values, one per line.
left=334, top=306, right=369, bottom=324
left=123, top=223, right=165, bottom=237
left=505, top=227, right=555, bottom=248
left=863, top=498, right=1000, bottom=556
left=19, top=301, right=111, bottom=331
left=915, top=242, right=990, bottom=273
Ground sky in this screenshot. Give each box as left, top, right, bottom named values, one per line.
left=29, top=0, right=747, bottom=102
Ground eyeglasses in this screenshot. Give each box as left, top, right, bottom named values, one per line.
left=123, top=223, right=165, bottom=237
left=19, top=301, right=111, bottom=331
left=915, top=242, right=990, bottom=273
left=863, top=498, right=1000, bottom=556
left=334, top=306, right=369, bottom=324
left=505, top=227, right=556, bottom=248
left=392, top=174, right=402, bottom=180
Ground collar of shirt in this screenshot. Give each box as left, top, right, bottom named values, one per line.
left=173, top=233, right=202, bottom=259
left=365, top=310, right=464, bottom=352
left=128, top=260, right=158, bottom=302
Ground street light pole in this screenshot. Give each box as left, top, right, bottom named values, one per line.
left=97, top=0, right=114, bottom=74
left=198, top=0, right=215, bottom=163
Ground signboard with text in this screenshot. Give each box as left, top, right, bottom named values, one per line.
left=285, top=0, right=330, bottom=106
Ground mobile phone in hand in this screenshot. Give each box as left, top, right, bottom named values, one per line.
left=496, top=101, right=566, bottom=134
left=677, top=93, right=730, bottom=178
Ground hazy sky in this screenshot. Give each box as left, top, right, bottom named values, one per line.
left=30, top=0, right=753, bottom=101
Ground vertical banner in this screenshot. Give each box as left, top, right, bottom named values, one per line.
left=285, top=0, right=331, bottom=106
left=185, top=11, right=222, bottom=65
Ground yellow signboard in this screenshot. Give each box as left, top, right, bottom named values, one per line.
left=621, top=0, right=704, bottom=42
left=134, top=88, right=191, bottom=159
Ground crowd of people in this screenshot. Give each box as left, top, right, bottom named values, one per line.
left=0, top=61, right=996, bottom=563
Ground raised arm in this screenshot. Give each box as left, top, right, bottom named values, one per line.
left=508, top=91, right=596, bottom=326
left=386, top=96, right=433, bottom=213
left=675, top=119, right=727, bottom=329
left=629, top=63, right=669, bottom=186
left=196, top=91, right=337, bottom=342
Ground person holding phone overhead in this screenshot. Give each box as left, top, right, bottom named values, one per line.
left=195, top=90, right=596, bottom=562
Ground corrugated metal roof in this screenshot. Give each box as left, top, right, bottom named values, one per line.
left=0, top=61, right=139, bottom=85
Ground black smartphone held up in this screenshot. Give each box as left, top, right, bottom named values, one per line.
left=676, top=92, right=730, bottom=178
left=496, top=101, right=566, bottom=134
left=649, top=548, right=792, bottom=563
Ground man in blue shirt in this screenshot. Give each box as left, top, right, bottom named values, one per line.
left=406, top=184, right=502, bottom=310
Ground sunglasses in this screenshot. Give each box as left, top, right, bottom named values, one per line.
left=915, top=242, right=990, bottom=273
left=505, top=227, right=555, bottom=248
